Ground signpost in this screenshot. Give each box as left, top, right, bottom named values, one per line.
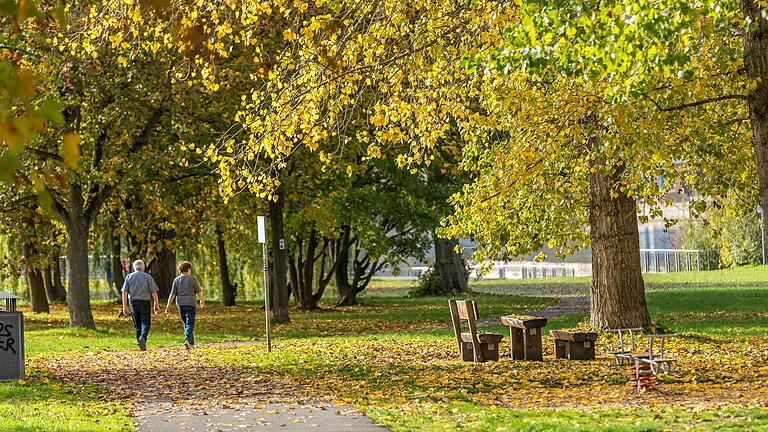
left=0, top=291, right=24, bottom=380
left=758, top=205, right=765, bottom=267
left=257, top=216, right=271, bottom=352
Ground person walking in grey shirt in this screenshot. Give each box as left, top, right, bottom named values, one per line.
left=121, top=260, right=160, bottom=351
left=164, top=261, right=205, bottom=350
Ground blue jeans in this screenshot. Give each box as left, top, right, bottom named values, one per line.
left=129, top=299, right=151, bottom=344
left=177, top=305, right=197, bottom=345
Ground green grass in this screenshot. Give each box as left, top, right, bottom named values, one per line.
left=367, top=404, right=768, bottom=432
left=0, top=378, right=131, bottom=432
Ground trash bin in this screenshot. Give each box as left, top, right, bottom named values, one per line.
left=0, top=291, right=24, bottom=380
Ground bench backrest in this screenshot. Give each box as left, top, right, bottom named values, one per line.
left=454, top=299, right=478, bottom=321
left=449, top=299, right=483, bottom=361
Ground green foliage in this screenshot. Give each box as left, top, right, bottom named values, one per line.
left=713, top=212, right=761, bottom=268
left=683, top=195, right=762, bottom=268
left=681, top=219, right=718, bottom=252
left=443, top=0, right=750, bottom=265
left=409, top=268, right=443, bottom=297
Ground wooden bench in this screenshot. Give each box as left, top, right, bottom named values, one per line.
left=549, top=330, right=598, bottom=360
left=449, top=299, right=503, bottom=362
left=500, top=315, right=547, bottom=361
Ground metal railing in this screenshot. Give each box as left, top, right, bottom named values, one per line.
left=639, top=249, right=718, bottom=273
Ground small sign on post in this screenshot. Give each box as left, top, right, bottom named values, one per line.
left=257, top=216, right=271, bottom=352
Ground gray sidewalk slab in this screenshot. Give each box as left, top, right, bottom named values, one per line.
left=138, top=402, right=389, bottom=431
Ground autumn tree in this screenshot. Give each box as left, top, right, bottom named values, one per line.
left=6, top=3, right=180, bottom=327
left=741, top=1, right=768, bottom=257
left=441, top=0, right=750, bottom=328
left=77, top=0, right=755, bottom=330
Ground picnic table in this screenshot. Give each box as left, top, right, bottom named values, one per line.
left=500, top=315, right=547, bottom=361
left=549, top=330, right=598, bottom=360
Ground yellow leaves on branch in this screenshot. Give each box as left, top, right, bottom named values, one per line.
left=61, top=133, right=82, bottom=169
left=153, top=0, right=515, bottom=196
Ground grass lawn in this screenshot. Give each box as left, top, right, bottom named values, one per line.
left=0, top=378, right=131, bottom=432
left=7, top=266, right=768, bottom=431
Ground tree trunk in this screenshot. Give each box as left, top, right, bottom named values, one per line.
left=65, top=212, right=96, bottom=328
left=743, top=0, right=768, bottom=258
left=269, top=191, right=290, bottom=323
left=588, top=160, right=651, bottom=329
left=297, top=230, right=320, bottom=310
left=288, top=253, right=300, bottom=306
left=433, top=236, right=468, bottom=294
left=216, top=225, right=237, bottom=306
left=148, top=232, right=176, bottom=299
left=335, top=226, right=355, bottom=306
left=43, top=265, right=64, bottom=304
left=26, top=267, right=49, bottom=314
left=43, top=265, right=54, bottom=302
left=109, top=228, right=125, bottom=300
left=52, top=250, right=66, bottom=301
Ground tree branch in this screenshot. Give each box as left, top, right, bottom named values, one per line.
left=645, top=94, right=747, bottom=112
left=27, top=147, right=64, bottom=162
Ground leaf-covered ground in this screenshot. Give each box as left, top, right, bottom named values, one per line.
left=36, top=331, right=768, bottom=431
left=20, top=294, right=550, bottom=356
left=8, top=268, right=768, bottom=431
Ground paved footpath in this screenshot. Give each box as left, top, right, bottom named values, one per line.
left=138, top=401, right=388, bottom=431
left=477, top=296, right=590, bottom=326
left=45, top=345, right=389, bottom=432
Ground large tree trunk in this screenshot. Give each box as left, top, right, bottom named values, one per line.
left=52, top=250, right=66, bottom=301
left=148, top=231, right=176, bottom=299
left=65, top=211, right=96, bottom=328
left=269, top=191, right=290, bottom=323
left=109, top=226, right=125, bottom=300
left=588, top=160, right=651, bottom=329
left=26, top=267, right=49, bottom=314
left=433, top=236, right=468, bottom=294
left=743, top=0, right=768, bottom=258
left=216, top=225, right=237, bottom=306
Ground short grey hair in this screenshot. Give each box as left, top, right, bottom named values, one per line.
left=132, top=260, right=145, bottom=271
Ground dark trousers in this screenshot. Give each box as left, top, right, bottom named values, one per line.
left=129, top=299, right=152, bottom=344
left=177, top=305, right=197, bottom=345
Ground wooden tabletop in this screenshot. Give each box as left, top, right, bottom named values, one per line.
left=500, top=316, right=548, bottom=329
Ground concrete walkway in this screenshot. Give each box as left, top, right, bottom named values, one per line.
left=138, top=402, right=389, bottom=431
left=46, top=346, right=390, bottom=432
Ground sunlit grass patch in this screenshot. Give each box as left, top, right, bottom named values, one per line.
left=0, top=377, right=131, bottom=432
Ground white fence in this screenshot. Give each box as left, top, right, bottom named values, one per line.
left=639, top=249, right=718, bottom=273
left=403, top=248, right=717, bottom=280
